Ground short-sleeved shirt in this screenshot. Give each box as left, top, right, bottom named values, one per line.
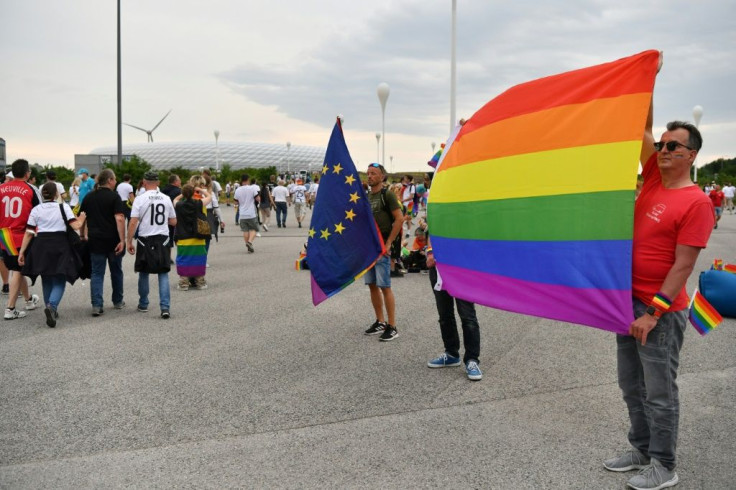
left=0, top=180, right=41, bottom=248
left=708, top=190, right=724, bottom=208
left=27, top=202, right=77, bottom=233
left=80, top=187, right=126, bottom=253
left=234, top=184, right=260, bottom=219
left=272, top=185, right=289, bottom=203
left=131, top=190, right=176, bottom=237
left=632, top=154, right=715, bottom=311
left=53, top=182, right=66, bottom=203
left=78, top=177, right=95, bottom=204
left=117, top=182, right=134, bottom=203
left=291, top=185, right=307, bottom=203
left=368, top=187, right=401, bottom=240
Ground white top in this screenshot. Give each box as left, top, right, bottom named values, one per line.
left=212, top=180, right=222, bottom=195
left=54, top=182, right=66, bottom=203
left=272, top=185, right=289, bottom=202
left=234, top=184, right=260, bottom=219
left=291, top=185, right=307, bottom=203
left=206, top=189, right=220, bottom=210
left=130, top=190, right=176, bottom=237
left=723, top=185, right=735, bottom=199
left=309, top=183, right=319, bottom=197
left=117, top=182, right=134, bottom=202
left=27, top=202, right=76, bottom=233
left=402, top=182, right=415, bottom=204
left=69, top=185, right=80, bottom=206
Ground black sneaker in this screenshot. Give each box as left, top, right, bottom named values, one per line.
left=44, top=306, right=57, bottom=328
left=92, top=306, right=104, bottom=317
left=161, top=310, right=170, bottom=319
left=364, top=320, right=386, bottom=335
left=137, top=305, right=149, bottom=312
left=1, top=284, right=8, bottom=295
left=379, top=324, right=399, bottom=341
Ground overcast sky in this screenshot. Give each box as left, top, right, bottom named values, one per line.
left=2, top=0, right=734, bottom=173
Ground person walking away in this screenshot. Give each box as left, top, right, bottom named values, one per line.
left=18, top=182, right=85, bottom=327
left=363, top=163, right=403, bottom=341
left=271, top=180, right=289, bottom=228
left=79, top=169, right=127, bottom=316
left=291, top=178, right=308, bottom=228
left=258, top=181, right=274, bottom=231
left=603, top=62, right=714, bottom=490
left=126, top=172, right=177, bottom=319
left=173, top=184, right=211, bottom=290
left=0, top=159, right=41, bottom=320
left=233, top=174, right=260, bottom=253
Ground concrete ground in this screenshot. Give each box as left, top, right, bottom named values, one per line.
left=1, top=204, right=734, bottom=489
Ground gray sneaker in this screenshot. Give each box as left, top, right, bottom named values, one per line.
left=604, top=449, right=650, bottom=472
left=626, top=458, right=679, bottom=490
left=92, top=306, right=104, bottom=317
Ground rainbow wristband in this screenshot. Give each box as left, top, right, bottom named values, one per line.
left=650, top=292, right=672, bottom=312
left=426, top=247, right=433, bottom=254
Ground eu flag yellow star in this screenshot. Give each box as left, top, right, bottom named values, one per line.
left=320, top=228, right=331, bottom=240
left=309, top=228, right=316, bottom=238
left=344, top=174, right=356, bottom=186
left=345, top=209, right=356, bottom=221
left=334, top=222, right=345, bottom=234
left=332, top=163, right=343, bottom=174
left=349, top=192, right=360, bottom=203
left=322, top=165, right=329, bottom=175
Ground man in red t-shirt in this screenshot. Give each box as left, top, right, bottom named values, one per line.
left=603, top=58, right=714, bottom=490
left=708, top=184, right=724, bottom=228
left=0, top=159, right=41, bottom=319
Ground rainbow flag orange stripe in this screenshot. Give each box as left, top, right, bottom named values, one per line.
left=428, top=51, right=660, bottom=334
left=689, top=290, right=723, bottom=335
left=724, top=264, right=736, bottom=274
left=0, top=228, right=18, bottom=256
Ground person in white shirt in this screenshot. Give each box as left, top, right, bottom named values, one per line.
left=723, top=182, right=735, bottom=214
left=308, top=176, right=319, bottom=209
left=126, top=172, right=177, bottom=319
left=271, top=180, right=290, bottom=228
left=290, top=179, right=308, bottom=228
left=45, top=171, right=67, bottom=203
left=233, top=174, right=260, bottom=253
left=116, top=173, right=135, bottom=220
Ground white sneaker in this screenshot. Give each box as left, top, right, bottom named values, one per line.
left=25, top=294, right=40, bottom=310
left=4, top=308, right=27, bottom=320
left=256, top=232, right=262, bottom=237
left=263, top=224, right=269, bottom=231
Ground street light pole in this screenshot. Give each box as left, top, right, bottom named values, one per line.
left=117, top=0, right=122, bottom=166
left=450, top=0, right=457, bottom=132
left=692, top=105, right=703, bottom=184
left=390, top=155, right=394, bottom=175
left=377, top=82, right=390, bottom=165
left=375, top=133, right=381, bottom=163
left=286, top=141, right=291, bottom=177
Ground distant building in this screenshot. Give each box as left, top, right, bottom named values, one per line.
left=73, top=153, right=134, bottom=177
left=0, top=138, right=6, bottom=170
left=87, top=142, right=326, bottom=174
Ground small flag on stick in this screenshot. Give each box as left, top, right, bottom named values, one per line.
left=688, top=289, right=723, bottom=335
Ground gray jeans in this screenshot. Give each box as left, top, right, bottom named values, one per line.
left=616, top=298, right=687, bottom=470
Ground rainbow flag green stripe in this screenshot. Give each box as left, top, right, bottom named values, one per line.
left=429, top=190, right=634, bottom=242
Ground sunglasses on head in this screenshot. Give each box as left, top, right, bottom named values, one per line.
left=653, top=141, right=693, bottom=152
left=368, top=163, right=382, bottom=168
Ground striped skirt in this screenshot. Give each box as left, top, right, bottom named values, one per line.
left=176, top=238, right=207, bottom=278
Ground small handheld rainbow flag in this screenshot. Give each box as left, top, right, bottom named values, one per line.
left=689, top=289, right=723, bottom=336
left=0, top=228, right=18, bottom=256
left=724, top=264, right=736, bottom=274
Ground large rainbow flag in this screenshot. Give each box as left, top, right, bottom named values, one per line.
left=428, top=50, right=660, bottom=334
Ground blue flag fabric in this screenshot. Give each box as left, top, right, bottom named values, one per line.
left=308, top=120, right=384, bottom=305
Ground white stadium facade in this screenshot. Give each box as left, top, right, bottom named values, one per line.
left=78, top=142, right=327, bottom=175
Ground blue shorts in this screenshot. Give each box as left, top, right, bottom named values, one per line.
left=714, top=206, right=722, bottom=217
left=364, top=254, right=391, bottom=288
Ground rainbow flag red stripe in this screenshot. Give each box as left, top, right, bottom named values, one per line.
left=724, top=264, right=736, bottom=274
left=0, top=228, right=18, bottom=256
left=428, top=51, right=660, bottom=334
left=689, top=290, right=723, bottom=335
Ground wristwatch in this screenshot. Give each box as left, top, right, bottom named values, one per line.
left=645, top=305, right=662, bottom=319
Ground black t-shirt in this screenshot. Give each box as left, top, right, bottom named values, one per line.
left=161, top=185, right=182, bottom=201
left=80, top=187, right=126, bottom=254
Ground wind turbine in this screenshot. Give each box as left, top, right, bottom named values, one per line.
left=124, top=109, right=172, bottom=142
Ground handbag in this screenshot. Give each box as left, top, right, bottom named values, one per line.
left=196, top=203, right=211, bottom=239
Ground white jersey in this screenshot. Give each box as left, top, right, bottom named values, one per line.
left=292, top=185, right=307, bottom=203
left=234, top=184, right=260, bottom=219
left=271, top=185, right=289, bottom=203
left=117, top=182, right=134, bottom=202
left=131, top=190, right=176, bottom=237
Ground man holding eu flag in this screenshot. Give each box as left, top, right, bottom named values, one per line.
left=363, top=163, right=404, bottom=341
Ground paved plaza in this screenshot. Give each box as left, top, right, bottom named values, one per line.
left=1, top=205, right=735, bottom=489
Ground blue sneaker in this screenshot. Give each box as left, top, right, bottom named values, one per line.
left=427, top=352, right=462, bottom=368
left=465, top=360, right=482, bottom=380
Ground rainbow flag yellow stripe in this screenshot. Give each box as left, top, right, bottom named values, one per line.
left=0, top=228, right=18, bottom=256
left=689, top=290, right=723, bottom=335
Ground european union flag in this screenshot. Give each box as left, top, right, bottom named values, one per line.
left=308, top=119, right=385, bottom=305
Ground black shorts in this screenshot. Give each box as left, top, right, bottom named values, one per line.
left=0, top=249, right=21, bottom=271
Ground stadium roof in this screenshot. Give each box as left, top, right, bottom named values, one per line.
left=89, top=142, right=326, bottom=173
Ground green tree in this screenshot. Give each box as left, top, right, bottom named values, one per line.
left=104, top=155, right=152, bottom=186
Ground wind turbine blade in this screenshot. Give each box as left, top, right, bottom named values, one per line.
left=151, top=109, right=172, bottom=131
left=124, top=123, right=149, bottom=133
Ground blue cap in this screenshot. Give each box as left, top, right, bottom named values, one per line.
left=78, top=168, right=89, bottom=175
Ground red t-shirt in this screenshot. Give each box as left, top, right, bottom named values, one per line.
left=632, top=154, right=715, bottom=311
left=709, top=190, right=724, bottom=208
left=0, top=181, right=40, bottom=249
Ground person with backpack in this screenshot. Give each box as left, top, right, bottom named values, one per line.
left=363, top=163, right=403, bottom=341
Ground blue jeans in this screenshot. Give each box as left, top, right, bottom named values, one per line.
left=90, top=251, right=124, bottom=308
left=275, top=202, right=287, bottom=226
left=137, top=272, right=170, bottom=311
left=429, top=267, right=480, bottom=364
left=41, top=274, right=66, bottom=310
left=616, top=298, right=686, bottom=470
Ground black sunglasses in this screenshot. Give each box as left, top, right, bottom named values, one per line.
left=654, top=141, right=693, bottom=152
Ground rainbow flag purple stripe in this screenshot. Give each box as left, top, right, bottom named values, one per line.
left=0, top=228, right=18, bottom=256
left=428, top=51, right=660, bottom=334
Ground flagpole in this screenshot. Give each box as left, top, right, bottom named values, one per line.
left=450, top=0, right=457, bottom=132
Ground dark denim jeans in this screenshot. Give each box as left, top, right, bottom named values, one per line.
left=41, top=274, right=66, bottom=310
left=616, top=298, right=686, bottom=470
left=429, top=267, right=480, bottom=364
left=90, top=251, right=124, bottom=308
left=138, top=272, right=170, bottom=311
left=275, top=202, right=288, bottom=226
